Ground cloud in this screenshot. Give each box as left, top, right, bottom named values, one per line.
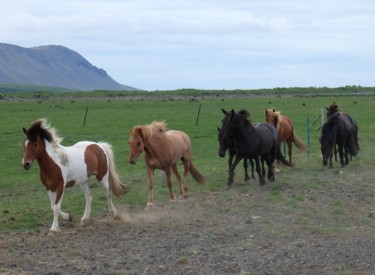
left=1, top=0, right=375, bottom=90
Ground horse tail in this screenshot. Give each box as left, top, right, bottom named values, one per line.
left=292, top=130, right=308, bottom=151
left=101, top=143, right=128, bottom=198
left=346, top=134, right=359, bottom=157
left=276, top=147, right=293, bottom=167
left=189, top=162, right=207, bottom=185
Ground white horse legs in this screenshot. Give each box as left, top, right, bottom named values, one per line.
left=47, top=190, right=71, bottom=232
left=80, top=181, right=93, bottom=224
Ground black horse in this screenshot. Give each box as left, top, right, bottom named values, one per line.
left=219, top=108, right=292, bottom=187
left=323, top=103, right=359, bottom=167
left=217, top=126, right=256, bottom=182
left=320, top=112, right=359, bottom=168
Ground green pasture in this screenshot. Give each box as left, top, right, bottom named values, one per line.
left=0, top=94, right=374, bottom=233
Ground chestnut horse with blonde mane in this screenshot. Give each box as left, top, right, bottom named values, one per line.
left=265, top=109, right=307, bottom=170
left=128, top=121, right=206, bottom=207
left=22, top=119, right=126, bottom=232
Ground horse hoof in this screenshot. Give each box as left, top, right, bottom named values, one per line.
left=48, top=227, right=61, bottom=234
left=145, top=203, right=154, bottom=210
left=68, top=213, right=73, bottom=221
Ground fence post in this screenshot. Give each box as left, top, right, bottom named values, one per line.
left=195, top=104, right=202, bottom=126
left=83, top=106, right=89, bottom=126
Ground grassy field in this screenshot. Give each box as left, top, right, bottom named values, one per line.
left=0, top=93, right=374, bottom=233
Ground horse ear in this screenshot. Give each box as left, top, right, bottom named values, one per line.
left=23, top=127, right=27, bottom=135
left=273, top=109, right=276, bottom=112
left=217, top=126, right=220, bottom=132
left=230, top=109, right=235, bottom=118
left=326, top=107, right=329, bottom=111
left=221, top=108, right=227, bottom=115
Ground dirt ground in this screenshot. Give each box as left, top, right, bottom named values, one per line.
left=1, top=178, right=375, bottom=275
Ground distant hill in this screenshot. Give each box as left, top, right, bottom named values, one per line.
left=0, top=43, right=137, bottom=91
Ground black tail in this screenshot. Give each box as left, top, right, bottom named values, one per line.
left=276, top=148, right=293, bottom=167
left=346, top=134, right=359, bottom=157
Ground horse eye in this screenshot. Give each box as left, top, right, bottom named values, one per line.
left=137, top=142, right=141, bottom=147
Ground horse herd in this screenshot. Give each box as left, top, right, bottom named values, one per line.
left=21, top=103, right=359, bottom=232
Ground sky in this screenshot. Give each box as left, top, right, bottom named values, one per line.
left=1, top=0, right=375, bottom=91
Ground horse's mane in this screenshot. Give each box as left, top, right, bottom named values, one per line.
left=328, top=102, right=340, bottom=112
left=25, top=119, right=63, bottom=145
left=266, top=108, right=282, bottom=127
left=131, top=121, right=167, bottom=142
left=149, top=121, right=167, bottom=133
left=238, top=109, right=252, bottom=124
left=327, top=102, right=340, bottom=117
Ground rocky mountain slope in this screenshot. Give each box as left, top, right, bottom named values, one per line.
left=0, top=43, right=136, bottom=91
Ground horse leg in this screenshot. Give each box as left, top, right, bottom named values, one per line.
left=227, top=155, right=242, bottom=188
left=261, top=158, right=266, bottom=177
left=250, top=159, right=256, bottom=180
left=171, top=164, right=185, bottom=198
left=338, top=144, right=345, bottom=167
left=164, top=168, right=176, bottom=202
left=98, top=176, right=119, bottom=219
left=243, top=158, right=250, bottom=182
left=287, top=140, right=293, bottom=165
left=182, top=161, right=190, bottom=196
left=254, top=157, right=265, bottom=186
left=79, top=180, right=94, bottom=224
left=47, top=190, right=70, bottom=232
left=146, top=167, right=155, bottom=207
left=265, top=155, right=275, bottom=182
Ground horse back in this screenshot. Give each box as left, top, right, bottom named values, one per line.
left=254, top=123, right=278, bottom=153
left=64, top=141, right=108, bottom=183
left=165, top=130, right=192, bottom=159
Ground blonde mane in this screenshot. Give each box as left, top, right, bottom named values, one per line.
left=149, top=121, right=168, bottom=132
left=131, top=121, right=168, bottom=143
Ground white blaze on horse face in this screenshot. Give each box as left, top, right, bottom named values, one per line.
left=21, top=140, right=29, bottom=165
left=22, top=140, right=36, bottom=170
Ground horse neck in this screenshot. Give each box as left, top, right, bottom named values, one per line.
left=142, top=133, right=164, bottom=160
left=323, top=124, right=337, bottom=146
left=230, top=121, right=255, bottom=139
left=36, top=139, right=63, bottom=171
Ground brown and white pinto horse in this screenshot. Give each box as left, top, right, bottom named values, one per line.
left=22, top=119, right=126, bottom=232
left=128, top=121, right=206, bottom=207
left=265, top=109, right=307, bottom=170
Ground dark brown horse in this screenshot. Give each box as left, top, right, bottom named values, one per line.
left=265, top=108, right=307, bottom=170
left=128, top=121, right=206, bottom=207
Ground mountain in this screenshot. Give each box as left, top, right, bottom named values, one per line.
left=0, top=43, right=137, bottom=91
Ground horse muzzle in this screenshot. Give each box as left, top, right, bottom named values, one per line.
left=22, top=161, right=32, bottom=170
left=218, top=150, right=226, bottom=158
left=128, top=157, right=137, bottom=165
